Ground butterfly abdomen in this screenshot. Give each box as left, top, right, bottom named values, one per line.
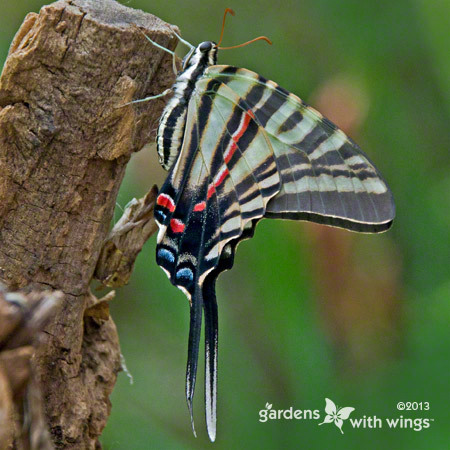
left=157, top=41, right=218, bottom=171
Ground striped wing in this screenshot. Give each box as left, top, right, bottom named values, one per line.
left=154, top=77, right=279, bottom=441
left=204, top=66, right=395, bottom=231
left=154, top=66, right=394, bottom=441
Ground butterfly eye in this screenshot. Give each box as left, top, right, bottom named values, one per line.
left=199, top=41, right=213, bottom=52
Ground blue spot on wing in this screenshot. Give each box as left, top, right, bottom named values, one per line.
left=158, top=248, right=175, bottom=264
left=155, top=210, right=167, bottom=223
left=176, top=267, right=194, bottom=281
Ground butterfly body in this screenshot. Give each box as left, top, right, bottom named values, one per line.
left=157, top=41, right=218, bottom=171
left=150, top=38, right=395, bottom=442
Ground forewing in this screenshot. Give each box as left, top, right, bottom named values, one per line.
left=204, top=66, right=395, bottom=232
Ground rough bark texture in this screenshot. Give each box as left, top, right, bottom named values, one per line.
left=0, top=0, right=177, bottom=448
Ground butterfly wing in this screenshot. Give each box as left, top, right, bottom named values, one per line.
left=154, top=77, right=280, bottom=441
left=202, top=218, right=258, bottom=442
left=203, top=66, right=395, bottom=231
left=154, top=66, right=395, bottom=441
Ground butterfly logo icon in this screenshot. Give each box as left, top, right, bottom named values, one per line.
left=318, top=398, right=355, bottom=434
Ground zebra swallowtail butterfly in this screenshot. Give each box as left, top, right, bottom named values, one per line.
left=138, top=9, right=395, bottom=442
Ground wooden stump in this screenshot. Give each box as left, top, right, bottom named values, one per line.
left=0, top=0, right=177, bottom=447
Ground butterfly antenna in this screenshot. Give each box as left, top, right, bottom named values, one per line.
left=217, top=8, right=235, bottom=47
left=216, top=9, right=272, bottom=50
left=219, top=35, right=272, bottom=50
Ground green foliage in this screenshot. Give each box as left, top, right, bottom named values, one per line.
left=1, top=1, right=448, bottom=448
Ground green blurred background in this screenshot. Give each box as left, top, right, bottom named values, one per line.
left=1, top=1, right=449, bottom=449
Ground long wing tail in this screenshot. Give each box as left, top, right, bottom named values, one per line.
left=185, top=284, right=203, bottom=437
left=185, top=278, right=218, bottom=442
left=203, top=276, right=218, bottom=442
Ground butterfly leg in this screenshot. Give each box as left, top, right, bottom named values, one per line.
left=185, top=283, right=203, bottom=437
left=133, top=25, right=181, bottom=76
left=130, top=89, right=173, bottom=105
left=115, top=89, right=173, bottom=109
left=203, top=276, right=218, bottom=442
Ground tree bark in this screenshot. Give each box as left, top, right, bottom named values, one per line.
left=0, top=0, right=177, bottom=448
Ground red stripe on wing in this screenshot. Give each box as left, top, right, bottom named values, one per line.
left=206, top=109, right=254, bottom=201
left=224, top=110, right=254, bottom=163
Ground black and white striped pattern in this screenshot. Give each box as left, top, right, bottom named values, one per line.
left=205, top=66, right=394, bottom=231
left=157, top=42, right=218, bottom=170
left=150, top=39, right=395, bottom=442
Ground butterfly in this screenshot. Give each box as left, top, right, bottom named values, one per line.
left=136, top=9, right=395, bottom=442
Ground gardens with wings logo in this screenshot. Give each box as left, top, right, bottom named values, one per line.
left=258, top=397, right=434, bottom=433
left=258, top=398, right=354, bottom=434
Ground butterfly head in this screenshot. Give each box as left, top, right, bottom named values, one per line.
left=182, top=41, right=218, bottom=71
